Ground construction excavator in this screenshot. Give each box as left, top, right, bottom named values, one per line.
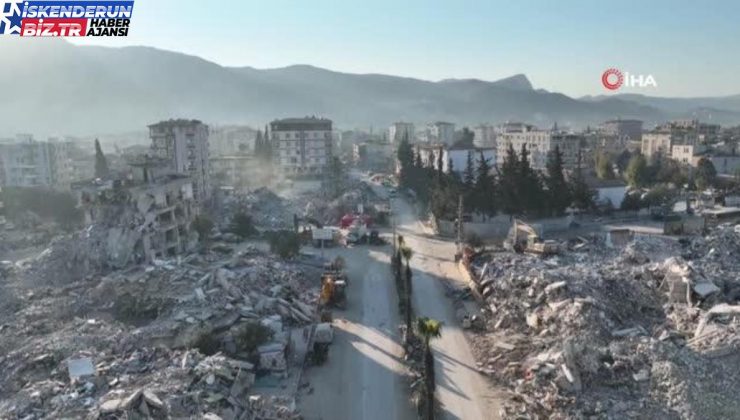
left=504, top=219, right=560, bottom=256
left=317, top=256, right=348, bottom=322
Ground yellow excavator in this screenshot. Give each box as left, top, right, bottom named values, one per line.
left=504, top=219, right=560, bottom=255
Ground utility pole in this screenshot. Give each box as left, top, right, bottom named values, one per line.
left=456, top=194, right=464, bottom=258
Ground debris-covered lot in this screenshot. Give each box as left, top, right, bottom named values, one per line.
left=462, top=225, right=740, bottom=419
left=0, top=240, right=320, bottom=419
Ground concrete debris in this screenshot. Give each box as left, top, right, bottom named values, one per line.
left=66, top=357, right=95, bottom=381
left=462, top=223, right=740, bottom=419
left=0, top=240, right=321, bottom=419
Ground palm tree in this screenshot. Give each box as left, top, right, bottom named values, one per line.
left=416, top=317, right=442, bottom=420
left=400, top=246, right=414, bottom=339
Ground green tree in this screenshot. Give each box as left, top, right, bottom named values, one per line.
left=192, top=215, right=214, bottom=247
left=615, top=150, right=633, bottom=173
left=695, top=158, right=717, bottom=190
left=595, top=151, right=614, bottom=180
left=400, top=246, right=414, bottom=342
left=498, top=144, right=522, bottom=215
left=570, top=149, right=596, bottom=210
left=416, top=317, right=443, bottom=420
left=472, top=151, right=496, bottom=216
left=463, top=151, right=475, bottom=189
left=517, top=145, right=545, bottom=215
left=230, top=212, right=257, bottom=238
left=397, top=133, right=415, bottom=188
left=94, top=139, right=110, bottom=179
left=266, top=230, right=301, bottom=258
left=625, top=154, right=650, bottom=188
left=544, top=146, right=571, bottom=215
left=436, top=146, right=445, bottom=180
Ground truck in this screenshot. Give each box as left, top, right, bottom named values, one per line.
left=307, top=322, right=334, bottom=365
left=504, top=219, right=560, bottom=255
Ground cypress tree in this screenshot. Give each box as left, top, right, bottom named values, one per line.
left=94, top=139, right=109, bottom=179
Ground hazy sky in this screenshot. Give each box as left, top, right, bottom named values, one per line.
left=71, top=0, right=740, bottom=98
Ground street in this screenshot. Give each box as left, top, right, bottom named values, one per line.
left=298, top=243, right=415, bottom=420
left=299, top=176, right=502, bottom=420
left=392, top=197, right=503, bottom=420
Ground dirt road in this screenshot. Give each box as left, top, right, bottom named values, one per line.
left=298, top=244, right=415, bottom=420
left=392, top=196, right=503, bottom=420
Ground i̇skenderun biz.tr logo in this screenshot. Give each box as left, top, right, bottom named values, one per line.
left=1, top=1, right=134, bottom=37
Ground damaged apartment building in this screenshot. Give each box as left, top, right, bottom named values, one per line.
left=72, top=119, right=210, bottom=266
left=76, top=156, right=197, bottom=265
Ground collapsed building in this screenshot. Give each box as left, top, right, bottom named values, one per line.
left=458, top=226, right=740, bottom=419
left=75, top=156, right=198, bottom=266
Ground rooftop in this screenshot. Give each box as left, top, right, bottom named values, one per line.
left=148, top=119, right=205, bottom=129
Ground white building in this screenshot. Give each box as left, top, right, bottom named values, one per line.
left=426, top=122, right=456, bottom=145
left=149, top=119, right=211, bottom=204
left=473, top=124, right=496, bottom=148
left=269, top=117, right=333, bottom=177
left=389, top=122, right=415, bottom=144
left=415, top=143, right=495, bottom=177
left=0, top=135, right=72, bottom=189
left=496, top=125, right=583, bottom=171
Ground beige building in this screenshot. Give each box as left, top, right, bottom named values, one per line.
left=497, top=126, right=583, bottom=170
left=0, top=135, right=72, bottom=190
left=270, top=117, right=333, bottom=177
left=389, top=122, right=415, bottom=144
left=473, top=124, right=496, bottom=148
left=642, top=130, right=697, bottom=160
left=671, top=144, right=707, bottom=166
left=599, top=119, right=643, bottom=141
left=426, top=121, right=456, bottom=145
left=149, top=119, right=211, bottom=204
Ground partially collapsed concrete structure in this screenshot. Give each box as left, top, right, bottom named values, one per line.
left=76, top=156, right=197, bottom=265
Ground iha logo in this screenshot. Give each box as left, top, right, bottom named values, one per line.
left=601, top=68, right=657, bottom=90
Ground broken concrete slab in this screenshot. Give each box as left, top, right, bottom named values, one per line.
left=67, top=357, right=95, bottom=380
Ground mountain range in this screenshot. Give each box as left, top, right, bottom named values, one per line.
left=1, top=38, right=739, bottom=137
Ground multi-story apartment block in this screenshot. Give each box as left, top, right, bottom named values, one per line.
left=473, top=124, right=496, bottom=148
left=426, top=121, right=455, bottom=145
left=496, top=125, right=583, bottom=171
left=0, top=135, right=72, bottom=189
left=599, top=119, right=643, bottom=141
left=149, top=119, right=211, bottom=204
left=642, top=129, right=697, bottom=161
left=671, top=144, right=708, bottom=166
left=269, top=117, right=333, bottom=177
left=389, top=122, right=415, bottom=144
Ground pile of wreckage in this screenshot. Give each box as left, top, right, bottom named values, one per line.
left=461, top=224, right=740, bottom=419
left=0, top=244, right=319, bottom=419
left=222, top=188, right=296, bottom=231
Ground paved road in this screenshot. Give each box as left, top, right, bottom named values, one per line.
left=392, top=196, right=503, bottom=420
left=298, top=244, right=415, bottom=420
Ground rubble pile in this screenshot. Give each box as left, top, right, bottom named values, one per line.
left=0, top=245, right=318, bottom=419
left=223, top=187, right=296, bottom=230
left=301, top=181, right=379, bottom=226
left=463, top=225, right=740, bottom=419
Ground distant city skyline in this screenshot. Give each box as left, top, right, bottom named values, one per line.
left=68, top=0, right=740, bottom=98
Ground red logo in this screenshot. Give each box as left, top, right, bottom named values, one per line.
left=602, top=68, right=623, bottom=90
